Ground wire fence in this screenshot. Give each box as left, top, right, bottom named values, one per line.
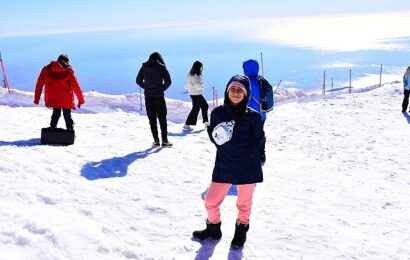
left=0, top=61, right=403, bottom=124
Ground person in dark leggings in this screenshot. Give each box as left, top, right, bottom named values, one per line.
left=402, top=66, right=410, bottom=113
left=136, top=52, right=172, bottom=147
left=50, top=108, right=74, bottom=130
left=183, top=61, right=209, bottom=130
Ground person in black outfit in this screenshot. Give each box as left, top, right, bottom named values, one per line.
left=136, top=52, right=172, bottom=147
left=402, top=66, right=410, bottom=113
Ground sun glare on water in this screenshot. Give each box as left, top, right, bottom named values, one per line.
left=249, top=11, right=410, bottom=52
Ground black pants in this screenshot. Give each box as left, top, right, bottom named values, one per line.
left=145, top=96, right=168, bottom=142
left=50, top=108, right=74, bottom=130
left=185, top=95, right=209, bottom=125
left=403, top=89, right=410, bottom=112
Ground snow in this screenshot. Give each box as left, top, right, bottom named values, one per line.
left=1, top=80, right=410, bottom=259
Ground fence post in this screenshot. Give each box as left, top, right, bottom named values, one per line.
left=139, top=87, right=143, bottom=111
left=215, top=89, right=219, bottom=107
left=213, top=87, right=215, bottom=110
left=322, top=70, right=326, bottom=96
left=379, top=64, right=383, bottom=88
left=349, top=69, right=352, bottom=94
left=331, top=77, right=334, bottom=92
left=260, top=52, right=264, bottom=77
left=0, top=51, right=11, bottom=93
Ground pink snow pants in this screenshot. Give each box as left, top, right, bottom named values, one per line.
left=204, top=182, right=256, bottom=224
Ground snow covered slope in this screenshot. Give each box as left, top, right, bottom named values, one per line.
left=0, top=82, right=409, bottom=259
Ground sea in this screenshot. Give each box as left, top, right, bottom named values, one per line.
left=1, top=28, right=409, bottom=101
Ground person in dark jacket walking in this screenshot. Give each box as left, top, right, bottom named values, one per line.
left=193, top=75, right=265, bottom=249
left=402, top=66, right=410, bottom=113
left=34, top=54, right=84, bottom=130
left=183, top=61, right=209, bottom=130
left=136, top=52, right=172, bottom=147
left=243, top=59, right=271, bottom=162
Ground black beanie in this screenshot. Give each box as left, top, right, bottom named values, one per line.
left=57, top=54, right=69, bottom=63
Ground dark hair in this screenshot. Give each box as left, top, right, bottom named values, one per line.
left=189, top=61, right=203, bottom=76
left=57, top=54, right=69, bottom=68
left=149, top=52, right=165, bottom=66
left=224, top=75, right=250, bottom=118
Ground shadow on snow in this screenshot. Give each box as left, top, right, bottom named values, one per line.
left=168, top=129, right=205, bottom=137
left=81, top=146, right=161, bottom=180
left=191, top=237, right=244, bottom=260
left=403, top=112, right=410, bottom=124
left=192, top=238, right=220, bottom=260
left=0, top=138, right=41, bottom=147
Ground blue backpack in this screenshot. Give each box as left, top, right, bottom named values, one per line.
left=258, top=76, right=274, bottom=112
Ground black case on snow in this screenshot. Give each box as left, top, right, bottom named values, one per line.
left=41, top=128, right=75, bottom=145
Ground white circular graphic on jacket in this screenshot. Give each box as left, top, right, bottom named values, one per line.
left=212, top=120, right=235, bottom=145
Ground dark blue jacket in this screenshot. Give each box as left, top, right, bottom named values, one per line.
left=207, top=104, right=265, bottom=184
left=136, top=53, right=171, bottom=97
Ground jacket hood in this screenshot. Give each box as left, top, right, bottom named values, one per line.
left=47, top=61, right=73, bottom=79
left=242, top=59, right=259, bottom=78
left=224, top=75, right=250, bottom=117
left=148, top=52, right=165, bottom=65
left=49, top=61, right=72, bottom=70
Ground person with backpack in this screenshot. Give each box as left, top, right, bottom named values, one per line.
left=402, top=66, right=410, bottom=113
left=242, top=59, right=274, bottom=162
left=136, top=52, right=173, bottom=147
left=33, top=54, right=84, bottom=131
left=193, top=75, right=265, bottom=249
left=183, top=61, right=209, bottom=130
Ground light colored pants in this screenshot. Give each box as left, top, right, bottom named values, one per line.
left=204, top=182, right=256, bottom=224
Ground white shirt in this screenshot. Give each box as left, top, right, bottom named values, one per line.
left=184, top=74, right=205, bottom=95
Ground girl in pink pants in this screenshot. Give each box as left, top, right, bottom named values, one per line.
left=193, top=75, right=265, bottom=249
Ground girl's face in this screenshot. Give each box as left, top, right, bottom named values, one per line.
left=228, top=86, right=245, bottom=105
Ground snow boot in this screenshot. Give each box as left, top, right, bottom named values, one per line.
left=162, top=140, right=173, bottom=148
left=260, top=151, right=266, bottom=163
left=230, top=222, right=249, bottom=248
left=183, top=124, right=193, bottom=131
left=193, top=221, right=222, bottom=240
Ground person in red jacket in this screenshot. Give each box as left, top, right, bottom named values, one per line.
left=34, top=54, right=84, bottom=131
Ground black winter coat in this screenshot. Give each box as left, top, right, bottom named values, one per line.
left=136, top=60, right=171, bottom=97
left=207, top=104, right=265, bottom=184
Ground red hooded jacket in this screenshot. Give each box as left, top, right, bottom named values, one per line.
left=34, top=61, right=84, bottom=109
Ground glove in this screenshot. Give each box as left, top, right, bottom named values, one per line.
left=33, top=101, right=39, bottom=105
left=78, top=101, right=83, bottom=108
left=212, top=120, right=235, bottom=145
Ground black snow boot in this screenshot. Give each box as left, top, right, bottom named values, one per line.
left=193, top=221, right=222, bottom=240
left=260, top=151, right=266, bottom=163
left=230, top=222, right=249, bottom=248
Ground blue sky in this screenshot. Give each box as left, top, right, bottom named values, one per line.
left=2, top=1, right=410, bottom=37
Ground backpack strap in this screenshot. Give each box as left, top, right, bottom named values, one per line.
left=258, top=76, right=267, bottom=102
left=250, top=96, right=262, bottom=115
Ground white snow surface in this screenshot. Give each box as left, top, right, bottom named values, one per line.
left=1, top=81, right=410, bottom=259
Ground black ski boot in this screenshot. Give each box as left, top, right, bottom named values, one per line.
left=193, top=221, right=222, bottom=240
left=230, top=222, right=249, bottom=248
left=260, top=151, right=266, bottom=163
